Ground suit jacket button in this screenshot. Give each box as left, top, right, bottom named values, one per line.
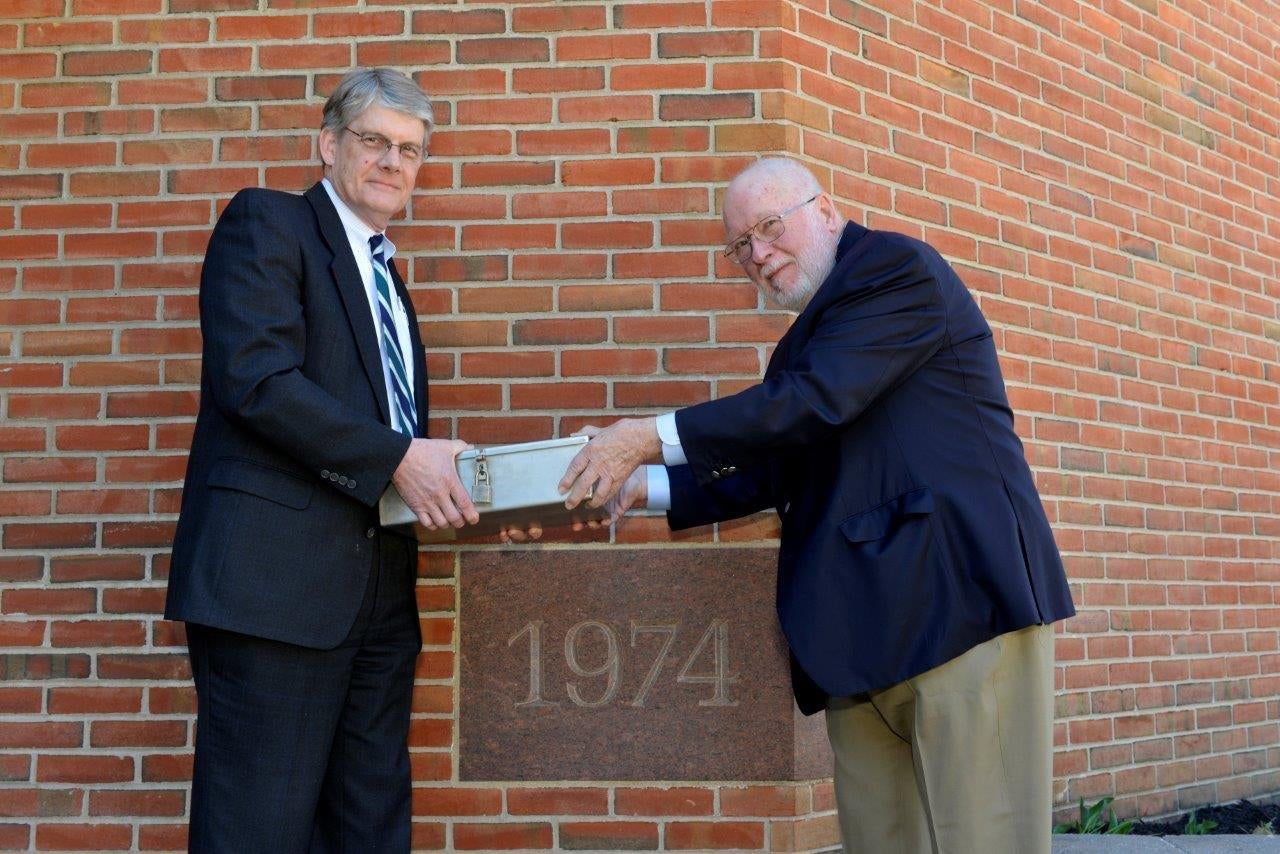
left=329, top=472, right=339, bottom=482
left=321, top=469, right=330, bottom=479
left=711, top=470, right=721, bottom=479
left=365, top=527, right=376, bottom=539
left=338, top=475, right=348, bottom=486
left=348, top=480, right=357, bottom=489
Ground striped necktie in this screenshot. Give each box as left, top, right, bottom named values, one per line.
left=368, top=234, right=417, bottom=438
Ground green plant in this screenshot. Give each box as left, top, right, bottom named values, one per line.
left=1252, top=820, right=1276, bottom=836
left=1053, top=797, right=1135, bottom=835
left=1184, top=810, right=1217, bottom=835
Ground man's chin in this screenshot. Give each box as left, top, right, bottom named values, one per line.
left=767, top=280, right=816, bottom=311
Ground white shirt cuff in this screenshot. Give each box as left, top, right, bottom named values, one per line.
left=656, top=411, right=687, bottom=466
left=644, top=465, right=672, bottom=511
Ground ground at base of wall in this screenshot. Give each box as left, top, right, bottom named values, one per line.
left=1125, top=800, right=1279, bottom=836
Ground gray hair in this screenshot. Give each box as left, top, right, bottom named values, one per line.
left=727, top=157, right=824, bottom=199
left=321, top=67, right=435, bottom=144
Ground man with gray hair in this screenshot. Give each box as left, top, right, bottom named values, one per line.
left=167, top=68, right=475, bottom=851
left=561, top=157, right=1075, bottom=852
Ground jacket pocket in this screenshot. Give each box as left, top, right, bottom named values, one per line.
left=839, top=486, right=934, bottom=543
left=206, top=457, right=313, bottom=510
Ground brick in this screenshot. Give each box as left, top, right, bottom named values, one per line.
left=557, top=34, right=652, bottom=61
left=659, top=31, right=754, bottom=58
left=613, top=63, right=706, bottom=91
left=36, top=823, right=134, bottom=850
left=410, top=787, right=501, bottom=816
left=90, top=721, right=186, bottom=748
left=171, top=0, right=255, bottom=8
left=214, top=75, right=306, bottom=102
left=462, top=161, right=555, bottom=187
left=69, top=170, right=160, bottom=197
left=412, top=9, right=506, bottom=34
left=516, top=129, right=610, bottom=156
left=616, top=787, right=714, bottom=816
left=63, top=49, right=153, bottom=76
left=215, top=14, right=307, bottom=40
left=665, top=92, right=752, bottom=120
left=52, top=620, right=147, bottom=648
left=89, top=790, right=185, bottom=817
left=6, top=0, right=64, bottom=15
left=357, top=40, right=449, bottom=68
left=160, top=106, right=251, bottom=133
left=511, top=191, right=605, bottom=219
left=513, top=318, right=607, bottom=345
left=0, top=52, right=58, bottom=78
left=96, top=654, right=188, bottom=680
left=616, top=316, right=708, bottom=343
left=511, top=382, right=606, bottom=410
left=508, top=788, right=609, bottom=815
left=453, top=822, right=553, bottom=849
left=665, top=821, right=765, bottom=849
left=514, top=5, right=606, bottom=31
left=561, top=821, right=660, bottom=850
left=460, top=351, right=554, bottom=378
left=461, top=224, right=555, bottom=250
left=513, top=66, right=604, bottom=93
left=0, top=653, right=90, bottom=680
left=3, top=525, right=97, bottom=551
left=48, top=687, right=143, bottom=714
left=577, top=350, right=663, bottom=378
left=0, top=722, right=82, bottom=749
left=119, top=18, right=210, bottom=43
left=24, top=20, right=113, bottom=46
left=37, top=755, right=133, bottom=783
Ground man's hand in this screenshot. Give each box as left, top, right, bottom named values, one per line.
left=392, top=438, right=479, bottom=531
left=498, top=521, right=543, bottom=544
left=559, top=418, right=661, bottom=509
left=572, top=468, right=648, bottom=532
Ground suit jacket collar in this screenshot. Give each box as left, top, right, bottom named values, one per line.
left=304, top=181, right=394, bottom=428
left=765, top=220, right=873, bottom=376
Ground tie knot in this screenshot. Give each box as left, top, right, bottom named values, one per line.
left=368, top=233, right=384, bottom=259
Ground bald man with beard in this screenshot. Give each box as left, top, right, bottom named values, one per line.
left=560, top=157, right=1075, bottom=853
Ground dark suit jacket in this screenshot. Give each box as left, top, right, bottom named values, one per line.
left=667, top=221, right=1075, bottom=713
left=165, top=183, right=427, bottom=648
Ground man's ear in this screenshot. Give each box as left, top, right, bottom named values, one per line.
left=318, top=126, right=336, bottom=168
left=817, top=193, right=841, bottom=233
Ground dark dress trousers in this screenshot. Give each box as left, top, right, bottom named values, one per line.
left=166, top=183, right=427, bottom=852
left=667, top=222, right=1075, bottom=713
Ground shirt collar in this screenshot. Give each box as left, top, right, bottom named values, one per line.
left=320, top=178, right=396, bottom=261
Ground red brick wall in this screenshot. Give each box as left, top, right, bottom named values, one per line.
left=0, top=0, right=1277, bottom=849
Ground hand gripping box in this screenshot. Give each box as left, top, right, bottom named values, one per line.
left=379, top=435, right=608, bottom=542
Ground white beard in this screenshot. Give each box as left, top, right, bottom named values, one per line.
left=763, top=239, right=835, bottom=311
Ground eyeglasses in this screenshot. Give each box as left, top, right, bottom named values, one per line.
left=723, top=195, right=819, bottom=264
left=344, top=127, right=424, bottom=163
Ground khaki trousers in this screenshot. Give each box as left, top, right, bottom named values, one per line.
left=825, top=624, right=1055, bottom=854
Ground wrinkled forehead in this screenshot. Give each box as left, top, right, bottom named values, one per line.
left=348, top=103, right=429, bottom=143
left=722, top=175, right=803, bottom=237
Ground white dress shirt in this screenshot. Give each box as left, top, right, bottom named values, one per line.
left=643, top=411, right=686, bottom=510
left=321, top=178, right=417, bottom=435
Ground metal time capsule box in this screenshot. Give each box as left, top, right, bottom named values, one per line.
left=379, top=435, right=609, bottom=542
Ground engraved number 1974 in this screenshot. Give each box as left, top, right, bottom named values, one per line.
left=507, top=619, right=739, bottom=709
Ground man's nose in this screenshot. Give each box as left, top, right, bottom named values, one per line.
left=749, top=233, right=773, bottom=265
left=377, top=146, right=402, bottom=169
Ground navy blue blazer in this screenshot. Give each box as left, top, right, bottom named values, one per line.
left=667, top=222, right=1075, bottom=713
left=166, top=183, right=426, bottom=648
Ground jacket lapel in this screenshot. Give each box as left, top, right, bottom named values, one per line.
left=387, top=258, right=429, bottom=438
left=304, top=182, right=393, bottom=428
left=765, top=222, right=877, bottom=378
